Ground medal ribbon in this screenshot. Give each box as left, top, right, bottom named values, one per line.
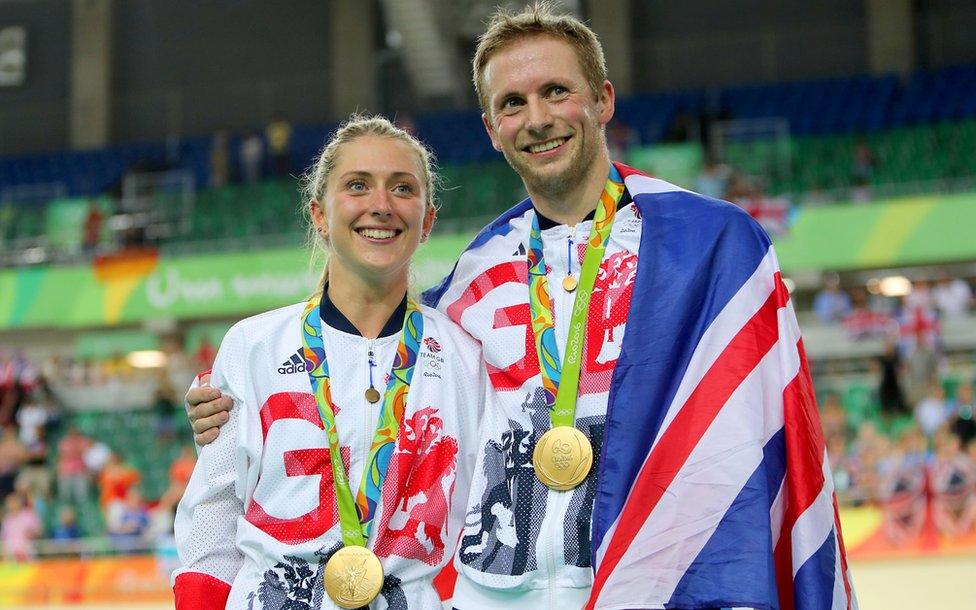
left=301, top=297, right=423, bottom=547
left=528, top=166, right=625, bottom=427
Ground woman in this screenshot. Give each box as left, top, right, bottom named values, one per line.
left=173, top=116, right=484, bottom=610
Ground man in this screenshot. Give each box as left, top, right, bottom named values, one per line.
left=187, top=4, right=855, bottom=609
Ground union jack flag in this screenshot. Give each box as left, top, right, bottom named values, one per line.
left=585, top=165, right=856, bottom=609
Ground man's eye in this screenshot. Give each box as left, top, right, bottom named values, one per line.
left=550, top=86, right=568, bottom=97
left=501, top=98, right=523, bottom=110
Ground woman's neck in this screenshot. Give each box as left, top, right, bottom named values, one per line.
left=325, top=265, right=408, bottom=339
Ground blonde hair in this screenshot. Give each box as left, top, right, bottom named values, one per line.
left=299, top=114, right=439, bottom=293
left=472, top=1, right=607, bottom=117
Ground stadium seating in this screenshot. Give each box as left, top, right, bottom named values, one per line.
left=3, top=65, right=976, bottom=200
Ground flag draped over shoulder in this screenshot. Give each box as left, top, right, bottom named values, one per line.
left=586, top=165, right=856, bottom=610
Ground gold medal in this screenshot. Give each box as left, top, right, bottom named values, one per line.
left=323, top=545, right=384, bottom=609
left=562, top=275, right=578, bottom=292
left=532, top=426, right=593, bottom=490
left=364, top=387, right=381, bottom=404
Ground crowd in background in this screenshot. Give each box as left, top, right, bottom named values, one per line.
left=0, top=348, right=196, bottom=562
left=1, top=273, right=975, bottom=560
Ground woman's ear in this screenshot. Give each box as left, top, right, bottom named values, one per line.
left=309, top=198, right=328, bottom=238
left=420, top=205, right=437, bottom=243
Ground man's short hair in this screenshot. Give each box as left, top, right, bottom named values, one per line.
left=472, top=1, right=608, bottom=116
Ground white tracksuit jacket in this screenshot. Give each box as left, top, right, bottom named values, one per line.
left=427, top=195, right=643, bottom=610
left=173, top=297, right=485, bottom=610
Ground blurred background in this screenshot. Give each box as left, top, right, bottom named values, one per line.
left=1, top=0, right=976, bottom=608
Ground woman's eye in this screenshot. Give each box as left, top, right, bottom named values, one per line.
left=550, top=86, right=568, bottom=97
left=393, top=183, right=415, bottom=195
left=347, top=180, right=366, bottom=191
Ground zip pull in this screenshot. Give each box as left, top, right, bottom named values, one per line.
left=563, top=234, right=578, bottom=292
left=365, top=339, right=380, bottom=404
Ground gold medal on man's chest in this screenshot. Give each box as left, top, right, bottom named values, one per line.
left=323, top=545, right=384, bottom=609
left=364, top=387, right=381, bottom=404
left=532, top=426, right=593, bottom=490
left=562, top=275, right=578, bottom=292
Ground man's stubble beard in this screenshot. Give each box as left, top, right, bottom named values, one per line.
left=503, top=131, right=601, bottom=203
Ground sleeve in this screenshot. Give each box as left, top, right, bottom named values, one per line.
left=172, top=325, right=249, bottom=609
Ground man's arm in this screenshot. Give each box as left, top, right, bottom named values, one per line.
left=186, top=373, right=233, bottom=446
left=173, top=328, right=247, bottom=609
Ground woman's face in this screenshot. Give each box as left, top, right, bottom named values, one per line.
left=311, top=135, right=435, bottom=286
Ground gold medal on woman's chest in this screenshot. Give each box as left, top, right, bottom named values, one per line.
left=364, top=387, right=381, bottom=404
left=532, top=426, right=593, bottom=490
left=562, top=275, right=578, bottom=292
left=323, top=545, right=384, bottom=608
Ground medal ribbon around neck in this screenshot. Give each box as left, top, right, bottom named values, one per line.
left=300, top=297, right=423, bottom=547
left=527, top=166, right=625, bottom=427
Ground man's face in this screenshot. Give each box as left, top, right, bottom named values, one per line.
left=481, top=36, right=614, bottom=197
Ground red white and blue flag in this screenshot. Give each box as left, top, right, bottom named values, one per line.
left=585, top=166, right=856, bottom=609
left=423, top=164, right=856, bottom=609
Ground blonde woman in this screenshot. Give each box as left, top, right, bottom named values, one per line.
left=173, top=116, right=484, bottom=610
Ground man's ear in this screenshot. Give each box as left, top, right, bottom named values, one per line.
left=482, top=113, right=503, bottom=152
left=597, top=79, right=615, bottom=127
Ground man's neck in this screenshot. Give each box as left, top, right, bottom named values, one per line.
left=528, top=156, right=612, bottom=226
left=326, top=266, right=408, bottom=339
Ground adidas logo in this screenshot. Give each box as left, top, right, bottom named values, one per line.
left=512, top=243, right=526, bottom=257
left=278, top=350, right=307, bottom=374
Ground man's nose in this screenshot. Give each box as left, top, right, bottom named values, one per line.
left=525, top=97, right=554, bottom=134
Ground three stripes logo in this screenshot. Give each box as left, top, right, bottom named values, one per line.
left=278, top=350, right=307, bottom=374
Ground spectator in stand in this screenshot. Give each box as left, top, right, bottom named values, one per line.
left=51, top=505, right=82, bottom=543
left=915, top=382, right=950, bottom=439
left=932, top=276, right=973, bottom=319
left=15, top=426, right=50, bottom=502
left=950, top=380, right=976, bottom=448
left=904, top=278, right=935, bottom=311
left=848, top=423, right=886, bottom=506
left=0, top=491, right=41, bottom=562
left=0, top=425, right=26, bottom=503
left=106, top=488, right=149, bottom=552
left=0, top=352, right=38, bottom=426
left=845, top=287, right=892, bottom=340
left=876, top=338, right=908, bottom=419
left=81, top=199, right=103, bottom=255
left=827, top=435, right=853, bottom=504
left=194, top=337, right=216, bottom=372
left=97, top=452, right=140, bottom=509
left=153, top=376, right=179, bottom=442
left=57, top=426, right=91, bottom=506
left=159, top=446, right=195, bottom=507
left=83, top=439, right=111, bottom=475
left=929, top=430, right=976, bottom=536
left=265, top=119, right=293, bottom=178
left=813, top=273, right=852, bottom=324
left=819, top=392, right=848, bottom=440
left=239, top=132, right=264, bottom=184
